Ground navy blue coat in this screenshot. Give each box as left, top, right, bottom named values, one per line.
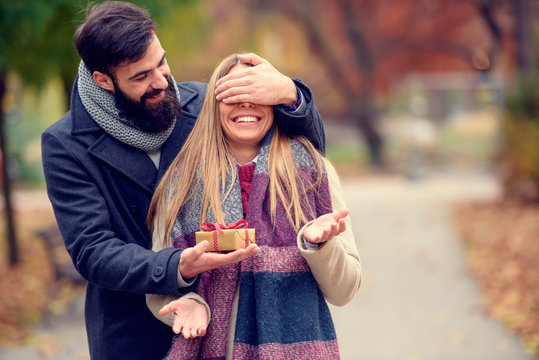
left=41, top=78, right=325, bottom=360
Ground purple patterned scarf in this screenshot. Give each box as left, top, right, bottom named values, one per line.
left=167, top=135, right=339, bottom=360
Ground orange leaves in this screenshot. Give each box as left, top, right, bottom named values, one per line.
left=0, top=209, right=54, bottom=345
left=455, top=202, right=539, bottom=356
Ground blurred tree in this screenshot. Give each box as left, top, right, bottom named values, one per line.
left=0, top=0, right=55, bottom=266
left=499, top=62, right=539, bottom=202
left=477, top=0, right=539, bottom=201
left=0, top=0, right=181, bottom=266
left=0, top=0, right=92, bottom=265
left=474, top=0, right=536, bottom=78
left=250, top=0, right=500, bottom=167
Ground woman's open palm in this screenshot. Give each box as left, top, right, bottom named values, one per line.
left=160, top=298, right=208, bottom=339
left=303, top=209, right=350, bottom=245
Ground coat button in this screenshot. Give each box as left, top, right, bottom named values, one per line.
left=154, top=266, right=164, bottom=276
left=129, top=205, right=139, bottom=216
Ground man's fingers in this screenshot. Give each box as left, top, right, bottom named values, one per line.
left=194, top=240, right=210, bottom=253
left=179, top=241, right=209, bottom=279
left=215, top=85, right=253, bottom=103
left=216, top=53, right=265, bottom=90
left=183, top=241, right=209, bottom=261
left=215, top=53, right=267, bottom=91
left=241, top=244, right=261, bottom=257
left=237, top=53, right=266, bottom=66
left=219, top=94, right=252, bottom=104
left=215, top=72, right=251, bottom=93
left=180, top=242, right=260, bottom=278
left=215, top=65, right=258, bottom=91
left=217, top=244, right=260, bottom=264
left=220, top=245, right=259, bottom=264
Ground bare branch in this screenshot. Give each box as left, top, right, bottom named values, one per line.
left=477, top=0, right=503, bottom=45
left=374, top=37, right=474, bottom=63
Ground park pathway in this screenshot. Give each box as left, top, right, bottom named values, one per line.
left=0, top=171, right=534, bottom=359
left=331, top=171, right=534, bottom=360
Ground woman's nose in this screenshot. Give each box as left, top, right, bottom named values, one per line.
left=239, top=102, right=255, bottom=108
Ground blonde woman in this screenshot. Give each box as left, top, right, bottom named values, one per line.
left=146, top=54, right=361, bottom=360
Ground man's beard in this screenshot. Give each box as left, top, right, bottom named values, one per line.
left=113, top=75, right=182, bottom=134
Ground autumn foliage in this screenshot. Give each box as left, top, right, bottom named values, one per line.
left=455, top=202, right=539, bottom=356
left=0, top=208, right=80, bottom=346
left=497, top=66, right=539, bottom=202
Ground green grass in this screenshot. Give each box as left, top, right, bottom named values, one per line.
left=325, top=141, right=369, bottom=171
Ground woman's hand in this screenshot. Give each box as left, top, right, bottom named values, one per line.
left=303, top=209, right=350, bottom=245
left=159, top=298, right=208, bottom=338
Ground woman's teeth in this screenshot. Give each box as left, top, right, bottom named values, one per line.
left=234, top=116, right=258, bottom=123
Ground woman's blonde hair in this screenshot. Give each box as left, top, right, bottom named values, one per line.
left=148, top=54, right=324, bottom=248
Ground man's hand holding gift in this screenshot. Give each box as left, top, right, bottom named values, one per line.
left=179, top=220, right=259, bottom=279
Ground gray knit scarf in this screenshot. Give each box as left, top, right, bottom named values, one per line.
left=77, top=61, right=179, bottom=152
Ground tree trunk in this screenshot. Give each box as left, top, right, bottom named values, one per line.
left=61, top=72, right=73, bottom=111
left=0, top=68, right=19, bottom=266
left=351, top=94, right=384, bottom=168
left=356, top=73, right=384, bottom=168
left=514, top=0, right=534, bottom=78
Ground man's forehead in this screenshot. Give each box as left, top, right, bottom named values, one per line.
left=114, top=35, right=165, bottom=79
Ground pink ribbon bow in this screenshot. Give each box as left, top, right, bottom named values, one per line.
left=200, top=220, right=250, bottom=250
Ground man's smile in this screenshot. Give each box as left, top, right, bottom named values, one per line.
left=144, top=90, right=165, bottom=104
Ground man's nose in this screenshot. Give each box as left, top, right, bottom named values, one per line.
left=151, top=70, right=169, bottom=90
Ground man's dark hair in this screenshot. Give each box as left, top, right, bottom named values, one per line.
left=74, top=1, right=156, bottom=74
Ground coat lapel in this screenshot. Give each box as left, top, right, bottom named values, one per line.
left=89, top=135, right=157, bottom=195
left=70, top=78, right=157, bottom=195
left=157, top=112, right=196, bottom=179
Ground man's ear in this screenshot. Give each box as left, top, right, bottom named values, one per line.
left=93, top=71, right=115, bottom=93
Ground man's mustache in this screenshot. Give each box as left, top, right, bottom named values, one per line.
left=141, top=87, right=165, bottom=103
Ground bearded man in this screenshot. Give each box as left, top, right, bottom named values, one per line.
left=41, top=1, right=325, bottom=360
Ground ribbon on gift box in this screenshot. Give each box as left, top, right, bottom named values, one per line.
left=200, top=220, right=250, bottom=250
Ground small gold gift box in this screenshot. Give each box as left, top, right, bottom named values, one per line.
left=195, top=221, right=255, bottom=252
